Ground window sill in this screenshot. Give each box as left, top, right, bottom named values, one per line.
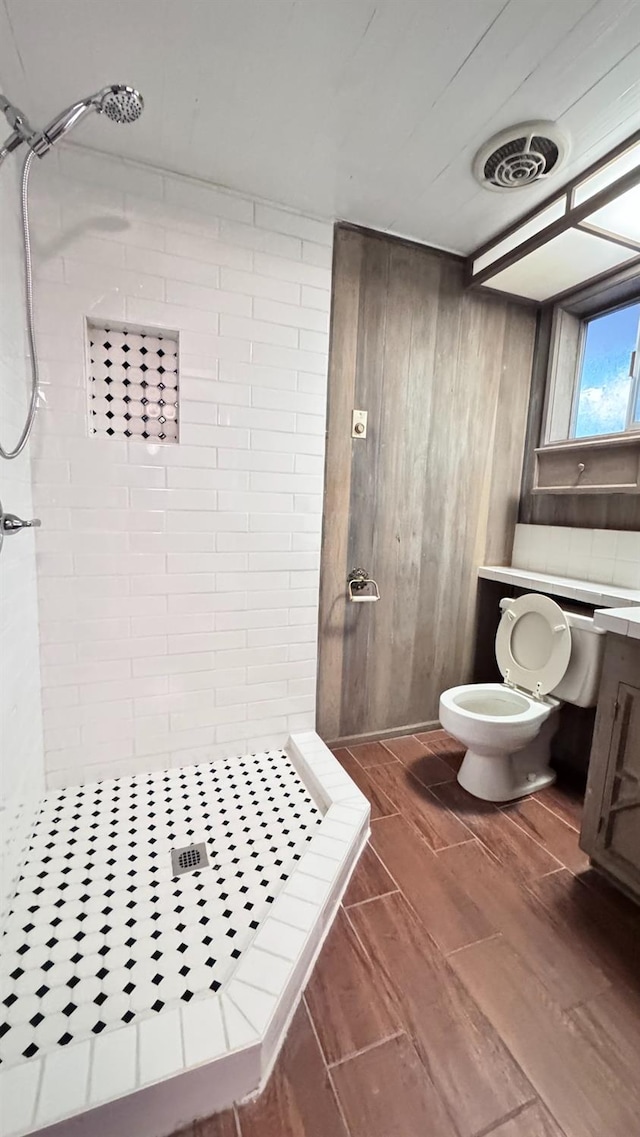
left=533, top=433, right=640, bottom=494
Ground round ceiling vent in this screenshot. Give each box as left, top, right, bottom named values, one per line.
left=473, top=122, right=569, bottom=191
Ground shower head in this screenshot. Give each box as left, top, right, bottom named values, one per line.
left=95, top=85, right=144, bottom=125
left=39, top=84, right=144, bottom=149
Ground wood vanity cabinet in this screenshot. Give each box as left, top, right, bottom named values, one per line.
left=581, top=635, right=640, bottom=900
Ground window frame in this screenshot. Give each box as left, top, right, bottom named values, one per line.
left=541, top=274, right=640, bottom=449
left=567, top=298, right=640, bottom=441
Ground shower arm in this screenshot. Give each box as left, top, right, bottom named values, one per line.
left=0, top=94, right=99, bottom=164
left=0, top=94, right=49, bottom=165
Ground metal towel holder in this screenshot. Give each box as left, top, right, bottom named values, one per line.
left=348, top=567, right=380, bottom=603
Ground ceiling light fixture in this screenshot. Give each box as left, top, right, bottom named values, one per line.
left=468, top=130, right=640, bottom=303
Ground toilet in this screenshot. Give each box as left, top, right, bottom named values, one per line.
left=439, top=593, right=606, bottom=802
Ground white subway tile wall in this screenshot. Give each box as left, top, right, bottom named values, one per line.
left=0, top=156, right=45, bottom=923
left=512, top=524, right=640, bottom=590
left=29, top=147, right=332, bottom=788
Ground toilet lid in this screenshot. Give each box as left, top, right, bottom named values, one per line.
left=495, top=593, right=571, bottom=696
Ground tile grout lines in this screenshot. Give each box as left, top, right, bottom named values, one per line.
left=326, top=1028, right=406, bottom=1071
left=343, top=889, right=400, bottom=911
left=345, top=733, right=584, bottom=880
left=302, top=994, right=355, bottom=1137
left=471, top=1099, right=541, bottom=1137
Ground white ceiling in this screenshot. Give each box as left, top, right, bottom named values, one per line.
left=1, top=0, right=640, bottom=254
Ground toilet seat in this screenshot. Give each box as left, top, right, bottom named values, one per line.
left=440, top=683, right=554, bottom=725
left=495, top=593, right=571, bottom=698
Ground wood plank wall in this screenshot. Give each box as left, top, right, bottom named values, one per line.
left=317, top=226, right=537, bottom=746
left=519, top=309, right=640, bottom=529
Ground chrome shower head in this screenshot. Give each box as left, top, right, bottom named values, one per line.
left=0, top=83, right=144, bottom=165
left=95, top=85, right=144, bottom=125
left=38, top=84, right=144, bottom=150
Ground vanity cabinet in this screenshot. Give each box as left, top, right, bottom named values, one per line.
left=581, top=635, right=640, bottom=900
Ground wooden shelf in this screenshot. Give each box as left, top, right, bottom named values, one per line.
left=533, top=434, right=640, bottom=495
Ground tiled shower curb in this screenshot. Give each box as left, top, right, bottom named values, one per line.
left=0, top=732, right=369, bottom=1137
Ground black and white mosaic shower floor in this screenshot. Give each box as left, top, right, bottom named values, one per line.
left=0, top=751, right=322, bottom=1068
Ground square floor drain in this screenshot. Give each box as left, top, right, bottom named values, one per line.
left=171, top=842, right=209, bottom=876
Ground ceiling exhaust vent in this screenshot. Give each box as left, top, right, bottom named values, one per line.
left=473, top=122, right=568, bottom=191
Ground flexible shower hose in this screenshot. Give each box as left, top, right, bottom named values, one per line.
left=1, top=148, right=40, bottom=459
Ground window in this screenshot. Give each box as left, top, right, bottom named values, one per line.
left=543, top=289, right=640, bottom=447
left=535, top=269, right=640, bottom=494
left=572, top=301, right=640, bottom=439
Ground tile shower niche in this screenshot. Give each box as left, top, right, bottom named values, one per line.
left=87, top=321, right=179, bottom=442
left=0, top=735, right=369, bottom=1137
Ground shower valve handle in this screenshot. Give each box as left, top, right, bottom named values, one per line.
left=0, top=497, right=41, bottom=554
left=2, top=512, right=41, bottom=533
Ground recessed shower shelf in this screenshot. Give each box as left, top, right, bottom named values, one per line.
left=0, top=733, right=369, bottom=1137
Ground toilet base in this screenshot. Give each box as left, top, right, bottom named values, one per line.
left=457, top=716, right=558, bottom=802
left=457, top=749, right=556, bottom=802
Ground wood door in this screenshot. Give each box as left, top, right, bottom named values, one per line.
left=317, top=226, right=537, bottom=746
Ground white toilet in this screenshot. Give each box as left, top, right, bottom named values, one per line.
left=439, top=593, right=606, bottom=802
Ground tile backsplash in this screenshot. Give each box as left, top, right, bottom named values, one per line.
left=512, top=524, right=640, bottom=589
left=29, top=145, right=332, bottom=789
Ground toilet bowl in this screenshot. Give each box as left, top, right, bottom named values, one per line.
left=440, top=682, right=560, bottom=801
left=439, top=592, right=605, bottom=802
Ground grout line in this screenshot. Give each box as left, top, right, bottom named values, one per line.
left=348, top=842, right=406, bottom=910
left=302, top=992, right=326, bottom=1066
left=301, top=990, right=337, bottom=1075
left=344, top=744, right=400, bottom=772
left=232, top=1103, right=243, bottom=1137
left=326, top=1063, right=355, bottom=1137
left=378, top=736, right=429, bottom=762
left=497, top=803, right=569, bottom=867
left=343, top=888, right=400, bottom=909
left=342, top=901, right=381, bottom=959
left=530, top=794, right=581, bottom=834
left=302, top=997, right=354, bottom=1137
left=436, top=818, right=559, bottom=887
left=372, top=808, right=468, bottom=863
left=417, top=774, right=459, bottom=789
left=536, top=866, right=569, bottom=880
left=326, top=1029, right=406, bottom=1070
left=247, top=939, right=307, bottom=964
left=340, top=899, right=410, bottom=1020
left=419, top=738, right=464, bottom=771
left=358, top=757, right=401, bottom=770
left=444, top=931, right=503, bottom=959
left=435, top=836, right=479, bottom=851
left=32, top=1048, right=46, bottom=1130
left=413, top=776, right=477, bottom=843
left=471, top=1098, right=540, bottom=1137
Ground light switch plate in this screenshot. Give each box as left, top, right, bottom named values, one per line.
left=352, top=409, right=368, bottom=438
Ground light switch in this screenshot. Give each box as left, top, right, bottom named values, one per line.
left=352, top=409, right=368, bottom=438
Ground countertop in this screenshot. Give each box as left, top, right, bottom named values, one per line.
left=593, top=607, right=640, bottom=640
left=478, top=565, right=640, bottom=609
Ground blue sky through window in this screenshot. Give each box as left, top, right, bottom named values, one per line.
left=574, top=302, right=640, bottom=438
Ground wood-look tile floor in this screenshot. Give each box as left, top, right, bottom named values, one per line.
left=171, top=730, right=640, bottom=1137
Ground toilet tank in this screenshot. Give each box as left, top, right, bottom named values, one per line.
left=553, top=609, right=606, bottom=707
